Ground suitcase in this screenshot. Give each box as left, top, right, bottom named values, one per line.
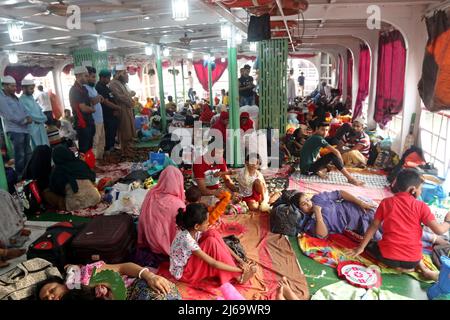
left=70, top=214, right=136, bottom=264
left=26, top=222, right=85, bottom=272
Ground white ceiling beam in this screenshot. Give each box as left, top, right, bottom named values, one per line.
left=194, top=0, right=248, bottom=34
left=97, top=12, right=222, bottom=34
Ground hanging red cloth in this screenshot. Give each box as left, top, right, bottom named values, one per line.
left=353, top=44, right=371, bottom=120
left=346, top=50, right=353, bottom=108
left=4, top=65, right=52, bottom=93
left=193, top=58, right=228, bottom=92
left=374, top=30, right=407, bottom=127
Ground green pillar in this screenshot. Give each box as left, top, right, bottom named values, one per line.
left=181, top=59, right=186, bottom=102
left=227, top=25, right=241, bottom=168
left=0, top=147, right=7, bottom=191
left=208, top=58, right=213, bottom=106
left=172, top=59, right=178, bottom=104
left=258, top=39, right=288, bottom=133
left=156, top=46, right=167, bottom=133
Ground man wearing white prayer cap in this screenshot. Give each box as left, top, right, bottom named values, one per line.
left=0, top=75, right=33, bottom=177
left=109, top=64, right=136, bottom=156
left=69, top=65, right=96, bottom=153
left=20, top=79, right=49, bottom=149
left=337, top=116, right=371, bottom=168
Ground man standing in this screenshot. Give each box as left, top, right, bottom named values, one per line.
left=0, top=76, right=32, bottom=177
left=109, top=65, right=135, bottom=157
left=84, top=66, right=105, bottom=160
left=35, top=85, right=52, bottom=124
left=186, top=71, right=194, bottom=102
left=96, top=69, right=121, bottom=158
left=298, top=72, right=305, bottom=97
left=238, top=65, right=255, bottom=107
left=19, top=79, right=49, bottom=149
left=287, top=69, right=296, bottom=105
left=69, top=66, right=95, bottom=154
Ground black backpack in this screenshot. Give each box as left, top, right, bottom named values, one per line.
left=387, top=146, right=426, bottom=183
left=27, top=222, right=85, bottom=272
left=158, top=133, right=181, bottom=155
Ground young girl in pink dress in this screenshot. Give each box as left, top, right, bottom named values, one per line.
left=170, top=203, right=257, bottom=285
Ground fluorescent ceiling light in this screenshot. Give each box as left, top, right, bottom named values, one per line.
left=187, top=52, right=193, bottom=59
left=172, top=0, right=189, bottom=21
left=97, top=36, right=107, bottom=52
left=163, top=48, right=170, bottom=57
left=8, top=51, right=18, bottom=64
left=8, top=21, right=24, bottom=43
left=145, top=45, right=153, bottom=56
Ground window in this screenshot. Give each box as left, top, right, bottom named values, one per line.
left=320, top=53, right=333, bottom=86
left=383, top=113, right=403, bottom=139
left=419, top=109, right=450, bottom=177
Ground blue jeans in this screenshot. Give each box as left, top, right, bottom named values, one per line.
left=7, top=132, right=32, bottom=178
left=239, top=95, right=254, bottom=107
left=188, top=88, right=195, bottom=102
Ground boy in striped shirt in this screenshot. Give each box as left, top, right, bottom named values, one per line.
left=337, top=117, right=371, bottom=168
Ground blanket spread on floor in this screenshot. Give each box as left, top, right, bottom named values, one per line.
left=298, top=231, right=438, bottom=283
left=291, top=171, right=389, bottom=189
left=157, top=213, right=310, bottom=300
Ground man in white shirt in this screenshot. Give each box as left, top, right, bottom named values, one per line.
left=287, top=69, right=296, bottom=104
left=35, top=85, right=52, bottom=124
left=186, top=71, right=194, bottom=102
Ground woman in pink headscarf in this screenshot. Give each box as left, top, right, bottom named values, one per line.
left=138, top=166, right=186, bottom=256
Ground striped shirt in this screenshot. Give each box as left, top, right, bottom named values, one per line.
left=342, top=131, right=370, bottom=158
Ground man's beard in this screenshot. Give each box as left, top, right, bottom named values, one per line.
left=88, top=82, right=95, bottom=87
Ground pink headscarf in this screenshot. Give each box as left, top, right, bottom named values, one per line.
left=137, top=166, right=186, bottom=255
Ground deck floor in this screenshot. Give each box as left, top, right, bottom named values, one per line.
left=288, top=237, right=430, bottom=299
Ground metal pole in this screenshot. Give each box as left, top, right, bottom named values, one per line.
left=0, top=144, right=7, bottom=191
left=227, top=25, right=241, bottom=168
left=181, top=59, right=186, bottom=102
left=1, top=118, right=13, bottom=159
left=172, top=59, right=178, bottom=105
left=208, top=58, right=213, bottom=106
left=156, top=45, right=167, bottom=133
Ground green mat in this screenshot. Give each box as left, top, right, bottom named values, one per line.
left=27, top=212, right=91, bottom=223
left=288, top=237, right=431, bottom=300
left=134, top=139, right=161, bottom=148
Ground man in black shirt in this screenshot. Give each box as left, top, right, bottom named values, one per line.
left=69, top=66, right=95, bottom=153
left=298, top=72, right=305, bottom=97
left=239, top=65, right=255, bottom=107
left=95, top=69, right=121, bottom=154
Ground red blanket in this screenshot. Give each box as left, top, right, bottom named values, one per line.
left=157, top=213, right=310, bottom=300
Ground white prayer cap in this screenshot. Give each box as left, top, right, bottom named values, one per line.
left=73, top=66, right=88, bottom=75
left=1, top=76, right=16, bottom=84
left=115, top=64, right=126, bottom=71
left=21, top=79, right=35, bottom=86
left=353, top=117, right=365, bottom=126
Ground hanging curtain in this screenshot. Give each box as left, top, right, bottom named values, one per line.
left=337, top=54, right=343, bottom=95
left=346, top=50, right=353, bottom=108
left=193, top=58, right=228, bottom=92
left=374, top=30, right=407, bottom=127
left=4, top=65, right=53, bottom=93
left=418, top=10, right=450, bottom=112
left=353, top=44, right=371, bottom=119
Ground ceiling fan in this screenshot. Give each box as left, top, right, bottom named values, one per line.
left=177, top=32, right=220, bottom=47
left=28, top=0, right=139, bottom=17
